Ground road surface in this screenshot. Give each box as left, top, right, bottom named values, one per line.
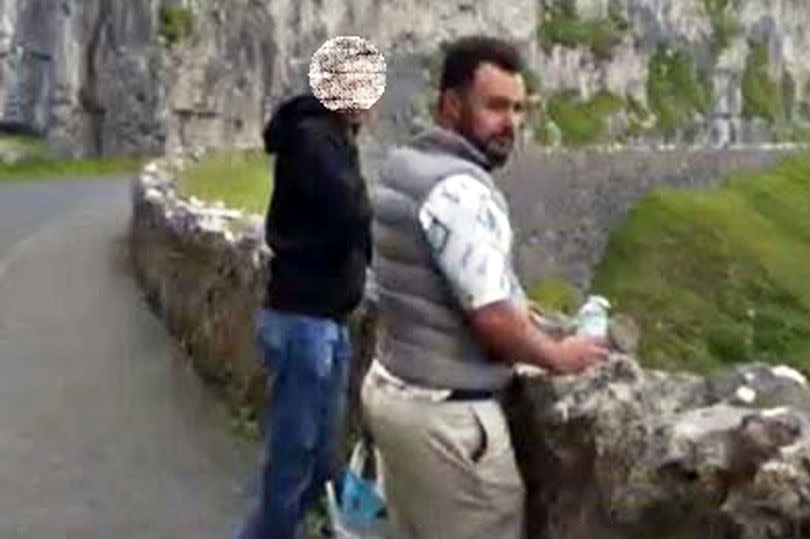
left=0, top=177, right=256, bottom=538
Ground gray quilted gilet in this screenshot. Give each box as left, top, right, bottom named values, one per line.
left=371, top=126, right=514, bottom=391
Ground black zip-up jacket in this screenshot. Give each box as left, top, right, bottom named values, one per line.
left=262, top=94, right=372, bottom=321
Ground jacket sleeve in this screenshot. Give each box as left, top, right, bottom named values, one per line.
left=291, top=124, right=372, bottom=229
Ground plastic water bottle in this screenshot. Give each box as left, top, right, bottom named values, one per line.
left=576, top=295, right=611, bottom=338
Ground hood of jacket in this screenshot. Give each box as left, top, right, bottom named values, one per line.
left=263, top=93, right=333, bottom=154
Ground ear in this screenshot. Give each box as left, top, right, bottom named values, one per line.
left=438, top=89, right=463, bottom=124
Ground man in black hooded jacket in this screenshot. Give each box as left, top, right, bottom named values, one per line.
left=236, top=93, right=373, bottom=539
left=263, top=94, right=372, bottom=319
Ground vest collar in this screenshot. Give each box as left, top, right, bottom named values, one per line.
left=410, top=125, right=494, bottom=172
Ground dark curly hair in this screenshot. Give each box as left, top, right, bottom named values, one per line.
left=439, top=36, right=525, bottom=93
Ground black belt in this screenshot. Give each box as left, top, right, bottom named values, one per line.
left=446, top=388, right=498, bottom=401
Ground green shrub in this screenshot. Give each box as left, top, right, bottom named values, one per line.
left=647, top=47, right=712, bottom=136
left=711, top=12, right=741, bottom=55
left=704, top=0, right=741, bottom=56
left=546, top=91, right=625, bottom=146
left=538, top=1, right=628, bottom=60
left=158, top=6, right=193, bottom=47
left=741, top=42, right=783, bottom=123
left=591, top=156, right=810, bottom=373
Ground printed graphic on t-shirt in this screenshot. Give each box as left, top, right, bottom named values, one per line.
left=418, top=173, right=523, bottom=310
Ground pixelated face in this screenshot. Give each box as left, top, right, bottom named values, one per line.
left=451, top=63, right=527, bottom=168
left=309, top=36, right=387, bottom=113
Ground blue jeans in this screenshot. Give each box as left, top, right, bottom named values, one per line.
left=236, top=309, right=352, bottom=539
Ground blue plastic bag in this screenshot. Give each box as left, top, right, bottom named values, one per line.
left=340, top=468, right=386, bottom=525
left=326, top=439, right=389, bottom=538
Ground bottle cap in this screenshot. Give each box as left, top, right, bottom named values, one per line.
left=587, top=295, right=611, bottom=310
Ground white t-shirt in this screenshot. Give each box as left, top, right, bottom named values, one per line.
left=418, top=173, right=526, bottom=310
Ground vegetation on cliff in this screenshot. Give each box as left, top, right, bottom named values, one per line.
left=544, top=91, right=625, bottom=146
left=704, top=0, right=741, bottom=56
left=742, top=42, right=784, bottom=124
left=589, top=156, right=810, bottom=374
left=647, top=47, right=713, bottom=137
left=158, top=6, right=194, bottom=47
left=537, top=0, right=629, bottom=61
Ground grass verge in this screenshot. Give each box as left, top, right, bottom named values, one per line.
left=176, top=150, right=272, bottom=216
left=0, top=155, right=146, bottom=182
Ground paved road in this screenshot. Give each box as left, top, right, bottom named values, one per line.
left=0, top=177, right=256, bottom=538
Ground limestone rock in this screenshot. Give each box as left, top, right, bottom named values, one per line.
left=506, top=355, right=810, bottom=538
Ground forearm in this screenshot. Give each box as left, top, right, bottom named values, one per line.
left=470, top=302, right=562, bottom=373
left=501, top=311, right=562, bottom=372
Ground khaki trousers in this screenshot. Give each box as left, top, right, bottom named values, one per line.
left=361, top=366, right=525, bottom=539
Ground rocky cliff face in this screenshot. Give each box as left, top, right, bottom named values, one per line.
left=533, top=0, right=810, bottom=146
left=0, top=0, right=807, bottom=156
left=0, top=0, right=535, bottom=157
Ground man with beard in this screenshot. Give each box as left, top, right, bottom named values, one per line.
left=360, top=36, right=610, bottom=538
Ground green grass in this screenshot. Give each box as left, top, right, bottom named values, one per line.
left=648, top=47, right=713, bottom=136
left=742, top=42, right=783, bottom=123
left=591, top=156, right=810, bottom=374
left=0, top=133, right=47, bottom=153
left=546, top=91, right=625, bottom=146
left=0, top=155, right=145, bottom=182
left=176, top=150, right=272, bottom=215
